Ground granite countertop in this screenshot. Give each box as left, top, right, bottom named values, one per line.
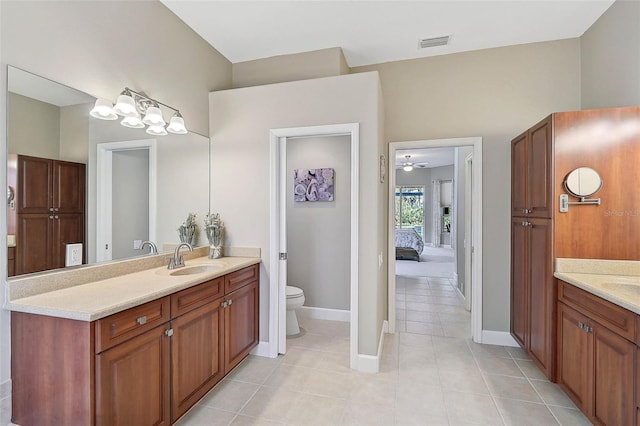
left=555, top=258, right=640, bottom=315
left=5, top=255, right=260, bottom=322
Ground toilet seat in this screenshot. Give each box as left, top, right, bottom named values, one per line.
left=286, top=286, right=304, bottom=298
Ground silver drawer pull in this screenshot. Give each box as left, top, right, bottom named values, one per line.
left=136, top=316, right=147, bottom=325
left=228, top=299, right=233, bottom=306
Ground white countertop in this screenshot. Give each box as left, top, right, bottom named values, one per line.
left=5, top=256, right=260, bottom=322
left=555, top=258, right=640, bottom=315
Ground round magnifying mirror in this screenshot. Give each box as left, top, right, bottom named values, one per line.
left=564, top=167, right=602, bottom=198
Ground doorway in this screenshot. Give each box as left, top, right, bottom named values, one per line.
left=96, top=139, right=157, bottom=263
left=388, top=137, right=482, bottom=341
left=268, top=123, right=360, bottom=369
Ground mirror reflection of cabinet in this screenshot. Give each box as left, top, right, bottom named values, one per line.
left=10, top=154, right=85, bottom=275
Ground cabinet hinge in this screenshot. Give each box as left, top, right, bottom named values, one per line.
left=279, top=253, right=287, bottom=260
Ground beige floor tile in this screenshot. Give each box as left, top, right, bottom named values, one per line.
left=494, top=398, right=559, bottom=426
left=226, top=356, right=281, bottom=385
left=281, top=346, right=325, bottom=368
left=474, top=355, right=524, bottom=377
left=444, top=391, right=504, bottom=425
left=396, top=309, right=406, bottom=320
left=430, top=296, right=464, bottom=306
left=506, top=346, right=529, bottom=360
left=175, top=405, right=237, bottom=426
left=442, top=321, right=472, bottom=338
left=404, top=293, right=434, bottom=303
left=530, top=380, right=578, bottom=409
left=434, top=351, right=477, bottom=372
left=340, top=400, right=396, bottom=426
left=406, top=310, right=441, bottom=323
left=198, top=379, right=260, bottom=412
left=395, top=320, right=407, bottom=332
left=405, top=288, right=432, bottom=296
left=431, top=335, right=472, bottom=354
left=515, top=359, right=549, bottom=381
left=468, top=341, right=511, bottom=359
left=348, top=375, right=397, bottom=407
left=285, top=393, right=347, bottom=426
left=406, top=320, right=445, bottom=336
left=438, top=367, right=490, bottom=395
left=239, top=387, right=302, bottom=422
left=547, top=405, right=592, bottom=426
left=484, top=374, right=543, bottom=403
left=229, top=414, right=285, bottom=425
left=262, top=365, right=312, bottom=391
left=394, top=409, right=449, bottom=426
left=438, top=311, right=472, bottom=322
left=303, top=369, right=353, bottom=399
left=317, top=351, right=352, bottom=373
left=325, top=336, right=351, bottom=353
left=399, top=332, right=434, bottom=349
left=398, top=365, right=441, bottom=387
left=286, top=333, right=334, bottom=351
left=396, top=381, right=447, bottom=419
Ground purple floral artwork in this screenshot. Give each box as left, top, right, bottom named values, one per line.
left=294, top=168, right=334, bottom=202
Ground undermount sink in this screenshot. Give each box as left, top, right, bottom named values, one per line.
left=169, top=264, right=223, bottom=276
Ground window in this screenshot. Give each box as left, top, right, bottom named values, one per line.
left=395, top=186, right=425, bottom=238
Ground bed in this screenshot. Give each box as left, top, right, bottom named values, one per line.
left=395, top=228, right=424, bottom=261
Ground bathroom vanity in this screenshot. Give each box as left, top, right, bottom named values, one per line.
left=7, top=253, right=259, bottom=426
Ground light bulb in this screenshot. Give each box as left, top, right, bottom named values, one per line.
left=89, top=98, right=117, bottom=120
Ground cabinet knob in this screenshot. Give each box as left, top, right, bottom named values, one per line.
left=49, top=215, right=54, bottom=220
left=228, top=299, right=233, bottom=306
left=54, top=208, right=59, bottom=212
left=221, top=301, right=229, bottom=308
left=136, top=316, right=147, bottom=325
left=165, top=328, right=174, bottom=337
left=522, top=221, right=532, bottom=227
left=49, top=207, right=54, bottom=212
left=54, top=215, right=59, bottom=220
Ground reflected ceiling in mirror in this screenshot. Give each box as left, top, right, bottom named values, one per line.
left=7, top=66, right=210, bottom=278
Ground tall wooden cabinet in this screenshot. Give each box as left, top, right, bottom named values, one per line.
left=510, top=116, right=555, bottom=379
left=13, top=154, right=86, bottom=275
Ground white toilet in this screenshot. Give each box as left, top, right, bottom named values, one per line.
left=286, top=286, right=305, bottom=336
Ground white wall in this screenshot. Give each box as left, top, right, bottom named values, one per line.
left=210, top=72, right=385, bottom=355
left=286, top=136, right=351, bottom=310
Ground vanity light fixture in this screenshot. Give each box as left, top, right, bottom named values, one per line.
left=90, top=87, right=187, bottom=135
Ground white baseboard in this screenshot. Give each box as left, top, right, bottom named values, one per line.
left=297, top=306, right=350, bottom=322
left=481, top=330, right=519, bottom=347
left=250, top=341, right=276, bottom=358
left=354, top=320, right=388, bottom=374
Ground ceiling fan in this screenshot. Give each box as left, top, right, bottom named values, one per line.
left=401, top=155, right=429, bottom=171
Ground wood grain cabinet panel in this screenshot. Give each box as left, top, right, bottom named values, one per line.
left=224, top=280, right=259, bottom=373
left=557, top=302, right=591, bottom=412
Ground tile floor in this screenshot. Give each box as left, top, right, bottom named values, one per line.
left=175, top=275, right=592, bottom=426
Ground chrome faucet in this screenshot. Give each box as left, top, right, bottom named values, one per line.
left=140, top=241, right=158, bottom=255
left=168, top=242, right=193, bottom=270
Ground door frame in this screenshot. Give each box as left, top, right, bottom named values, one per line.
left=96, top=139, right=157, bottom=263
left=464, top=152, right=473, bottom=312
left=269, top=123, right=359, bottom=368
left=388, top=137, right=483, bottom=342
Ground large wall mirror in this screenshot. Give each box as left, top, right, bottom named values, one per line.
left=7, top=66, right=210, bottom=277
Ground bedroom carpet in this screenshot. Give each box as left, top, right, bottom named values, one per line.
left=395, top=246, right=455, bottom=278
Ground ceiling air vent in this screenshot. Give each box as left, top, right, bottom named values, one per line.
left=419, top=35, right=451, bottom=49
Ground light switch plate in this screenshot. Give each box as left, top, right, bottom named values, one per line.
left=65, top=243, right=83, bottom=267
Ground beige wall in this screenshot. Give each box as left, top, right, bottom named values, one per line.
left=0, top=2, right=231, bottom=420
left=7, top=92, right=60, bottom=158
left=59, top=103, right=91, bottom=164
left=581, top=0, right=640, bottom=109
left=232, top=47, right=348, bottom=88
left=353, top=39, right=582, bottom=332
left=210, top=72, right=385, bottom=356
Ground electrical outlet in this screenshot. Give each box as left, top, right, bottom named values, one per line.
left=65, top=243, right=83, bottom=267
left=133, top=239, right=142, bottom=250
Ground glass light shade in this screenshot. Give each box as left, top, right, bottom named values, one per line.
left=120, top=114, right=145, bottom=129
left=146, top=125, right=168, bottom=136
left=166, top=115, right=187, bottom=134
left=142, top=106, right=165, bottom=126
left=113, top=94, right=137, bottom=116
left=403, top=165, right=413, bottom=172
left=89, top=98, right=117, bottom=120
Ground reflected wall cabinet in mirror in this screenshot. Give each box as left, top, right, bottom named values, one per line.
left=8, top=154, right=86, bottom=275
left=6, top=65, right=211, bottom=277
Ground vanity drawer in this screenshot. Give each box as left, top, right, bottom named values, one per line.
left=558, top=280, right=635, bottom=342
left=95, top=297, right=170, bottom=353
left=171, top=277, right=224, bottom=318
left=225, top=264, right=259, bottom=294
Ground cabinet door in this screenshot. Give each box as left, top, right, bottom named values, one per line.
left=557, top=302, right=591, bottom=412
left=510, top=217, right=527, bottom=347
left=51, top=213, right=85, bottom=269
left=511, top=132, right=528, bottom=216
left=53, top=160, right=85, bottom=213
left=224, top=281, right=259, bottom=373
left=592, top=323, right=635, bottom=426
left=527, top=117, right=552, bottom=218
left=527, top=218, right=554, bottom=378
left=16, top=213, right=53, bottom=275
left=17, top=155, right=52, bottom=213
left=171, top=299, right=225, bottom=423
left=96, top=325, right=170, bottom=426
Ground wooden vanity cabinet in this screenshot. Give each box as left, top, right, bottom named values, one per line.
left=557, top=280, right=636, bottom=426
left=11, top=264, right=259, bottom=426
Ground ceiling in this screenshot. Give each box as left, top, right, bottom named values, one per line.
left=8, top=67, right=95, bottom=107
left=396, top=148, right=454, bottom=170
left=162, top=0, right=614, bottom=67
